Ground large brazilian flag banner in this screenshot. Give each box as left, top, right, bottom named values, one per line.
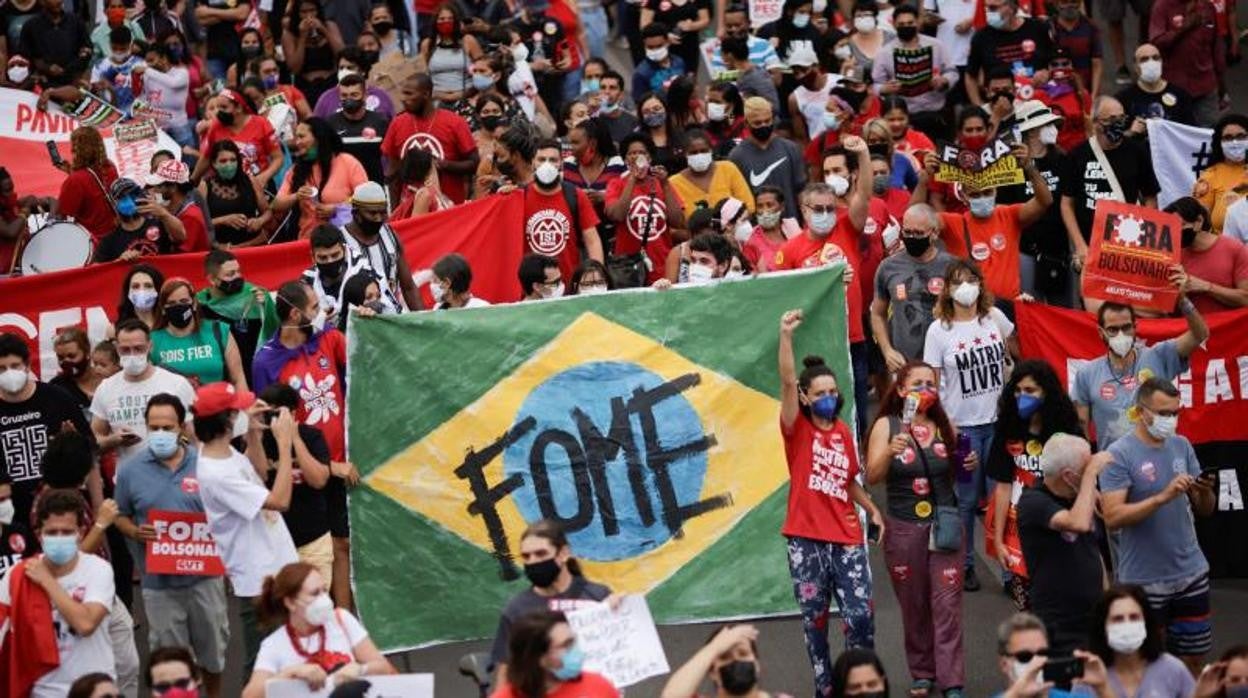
left=346, top=266, right=852, bottom=650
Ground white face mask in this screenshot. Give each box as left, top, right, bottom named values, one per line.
left=1038, top=124, right=1059, bottom=145
left=687, top=263, right=715, bottom=284
left=579, top=284, right=608, bottom=295
left=757, top=210, right=782, bottom=229
left=511, top=43, right=530, bottom=63
left=734, top=220, right=754, bottom=242
left=1223, top=140, right=1248, bottom=163
left=687, top=152, right=713, bottom=173
left=834, top=44, right=852, bottom=60
left=129, top=288, right=158, bottom=311
left=645, top=46, right=669, bottom=63
left=120, top=353, right=148, bottom=377
left=824, top=174, right=850, bottom=197
left=304, top=592, right=335, bottom=627
left=338, top=67, right=356, bottom=83
left=535, top=161, right=561, bottom=185
left=1105, top=620, right=1147, bottom=654
left=853, top=15, right=876, bottom=32
left=541, top=282, right=565, bottom=298
left=7, top=65, right=28, bottom=84
left=952, top=281, right=980, bottom=307
left=707, top=102, right=727, bottom=122
left=1139, top=59, right=1163, bottom=83
left=792, top=11, right=811, bottom=27
left=0, top=499, right=13, bottom=526
left=0, top=368, right=26, bottom=394
left=813, top=0, right=828, bottom=12
left=1145, top=412, right=1179, bottom=440
left=1107, top=332, right=1134, bottom=358
left=111, top=50, right=130, bottom=63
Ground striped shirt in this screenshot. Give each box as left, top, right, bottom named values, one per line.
left=708, top=35, right=781, bottom=79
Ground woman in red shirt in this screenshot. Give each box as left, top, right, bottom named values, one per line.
left=58, top=126, right=121, bottom=243
left=777, top=309, right=883, bottom=698
left=490, top=610, right=618, bottom=698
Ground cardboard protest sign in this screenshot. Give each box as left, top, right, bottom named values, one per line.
left=1081, top=200, right=1182, bottom=312
left=749, top=0, right=784, bottom=27
left=112, top=120, right=162, bottom=184
left=565, top=596, right=670, bottom=687
left=145, top=510, right=226, bottom=576
left=894, top=46, right=935, bottom=97
left=934, top=138, right=1025, bottom=190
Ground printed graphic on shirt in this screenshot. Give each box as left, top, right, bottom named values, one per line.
left=808, top=432, right=852, bottom=501
left=400, top=132, right=446, bottom=160
left=895, top=46, right=935, bottom=97
left=626, top=197, right=668, bottom=240
left=1, top=419, right=48, bottom=482
left=525, top=208, right=572, bottom=255
left=951, top=329, right=1007, bottom=397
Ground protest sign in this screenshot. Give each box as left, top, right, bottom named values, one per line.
left=565, top=595, right=670, bottom=687
left=934, top=137, right=1025, bottom=190
left=749, top=0, right=783, bottom=27
left=1081, top=200, right=1182, bottom=313
left=112, top=119, right=162, bottom=184
left=145, top=510, right=226, bottom=577
left=347, top=267, right=850, bottom=650
left=265, top=675, right=434, bottom=698
left=893, top=46, right=935, bottom=97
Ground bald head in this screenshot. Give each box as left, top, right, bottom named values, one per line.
left=1134, top=43, right=1161, bottom=64
left=1093, top=96, right=1124, bottom=120
left=903, top=203, right=940, bottom=232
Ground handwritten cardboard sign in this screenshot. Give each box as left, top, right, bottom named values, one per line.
left=934, top=137, right=1025, bottom=190
left=564, top=595, right=669, bottom=688
left=265, top=675, right=434, bottom=698
left=145, top=510, right=226, bottom=577
left=1082, top=200, right=1182, bottom=312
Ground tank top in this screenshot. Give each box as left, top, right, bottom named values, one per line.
left=884, top=415, right=958, bottom=523
left=429, top=44, right=469, bottom=94
left=795, top=80, right=835, bottom=139
left=206, top=176, right=261, bottom=246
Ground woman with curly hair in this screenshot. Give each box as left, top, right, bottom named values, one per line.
left=57, top=126, right=120, bottom=242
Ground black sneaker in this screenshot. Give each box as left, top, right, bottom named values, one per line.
left=1115, top=66, right=1132, bottom=85
left=964, top=566, right=981, bottom=592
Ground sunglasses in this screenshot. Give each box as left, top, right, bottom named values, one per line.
left=1007, top=649, right=1050, bottom=663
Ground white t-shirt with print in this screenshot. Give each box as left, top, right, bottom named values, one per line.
left=0, top=554, right=116, bottom=698
left=89, top=367, right=196, bottom=462
left=197, top=448, right=298, bottom=597
left=923, top=307, right=1014, bottom=427
left=254, top=609, right=369, bottom=675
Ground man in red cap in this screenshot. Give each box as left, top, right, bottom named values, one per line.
left=192, top=381, right=298, bottom=675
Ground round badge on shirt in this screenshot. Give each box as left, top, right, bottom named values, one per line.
left=915, top=500, right=933, bottom=518
left=1162, top=92, right=1177, bottom=107
left=990, top=233, right=1007, bottom=251
left=971, top=242, right=991, bottom=261
left=544, top=22, right=558, bottom=35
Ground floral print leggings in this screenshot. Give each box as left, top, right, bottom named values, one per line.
left=786, top=536, right=875, bottom=698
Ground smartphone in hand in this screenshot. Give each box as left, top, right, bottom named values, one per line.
left=1042, top=656, right=1085, bottom=684
left=46, top=140, right=66, bottom=168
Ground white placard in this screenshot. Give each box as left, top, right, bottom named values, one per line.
left=564, top=595, right=670, bottom=688
left=264, top=674, right=434, bottom=698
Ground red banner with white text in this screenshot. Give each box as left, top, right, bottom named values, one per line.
left=1016, top=303, right=1248, bottom=444
left=0, top=193, right=525, bottom=379
left=145, top=510, right=226, bottom=577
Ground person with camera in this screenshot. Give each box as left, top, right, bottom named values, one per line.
left=93, top=178, right=186, bottom=264
left=995, top=612, right=1111, bottom=698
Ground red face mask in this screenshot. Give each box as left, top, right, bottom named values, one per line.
left=577, top=146, right=596, bottom=166
left=158, top=687, right=200, bottom=698
left=106, top=6, right=127, bottom=27
left=961, top=134, right=987, bottom=151
left=435, top=19, right=456, bottom=36
left=909, top=388, right=939, bottom=413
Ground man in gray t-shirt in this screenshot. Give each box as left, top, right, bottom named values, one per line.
left=872, top=203, right=956, bottom=367
left=1071, top=300, right=1207, bottom=450
left=729, top=98, right=806, bottom=219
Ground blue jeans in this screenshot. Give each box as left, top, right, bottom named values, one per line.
left=955, top=422, right=995, bottom=570
left=850, top=340, right=869, bottom=439
left=787, top=536, right=875, bottom=698
left=581, top=6, right=609, bottom=59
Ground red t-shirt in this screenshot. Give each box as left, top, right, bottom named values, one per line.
left=522, top=185, right=600, bottom=282
left=175, top=202, right=209, bottom=253
left=780, top=414, right=863, bottom=544
left=1183, top=233, right=1248, bottom=314
left=1037, top=86, right=1090, bottom=154
left=201, top=116, right=278, bottom=177
left=58, top=163, right=120, bottom=242
left=490, top=672, right=619, bottom=698
left=546, top=0, right=584, bottom=71
left=275, top=329, right=348, bottom=461
left=380, top=109, right=476, bottom=203
left=604, top=177, right=678, bottom=284
left=858, top=198, right=891, bottom=309
left=772, top=216, right=866, bottom=343
left=938, top=204, right=1023, bottom=300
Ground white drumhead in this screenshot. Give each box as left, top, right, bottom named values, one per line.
left=20, top=221, right=93, bottom=274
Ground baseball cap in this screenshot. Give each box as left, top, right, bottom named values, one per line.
left=192, top=382, right=256, bottom=418
left=786, top=45, right=819, bottom=68
left=110, top=177, right=143, bottom=201
left=146, top=159, right=190, bottom=187
left=350, top=181, right=388, bottom=207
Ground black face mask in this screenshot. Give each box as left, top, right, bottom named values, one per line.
left=362, top=50, right=380, bottom=65
left=317, top=258, right=347, bottom=279
left=355, top=215, right=383, bottom=237
left=839, top=88, right=868, bottom=110
left=523, top=558, right=561, bottom=588
left=241, top=45, right=262, bottom=59
left=719, top=661, right=758, bottom=695
left=749, top=124, right=774, bottom=142
left=341, top=98, right=364, bottom=113
left=1102, top=118, right=1128, bottom=144
left=496, top=156, right=517, bottom=178
left=372, top=20, right=394, bottom=35
left=216, top=110, right=235, bottom=127
left=903, top=235, right=932, bottom=257
left=896, top=25, right=918, bottom=41
left=480, top=115, right=504, bottom=131
left=1181, top=226, right=1198, bottom=247
left=164, top=303, right=195, bottom=329
left=218, top=277, right=245, bottom=295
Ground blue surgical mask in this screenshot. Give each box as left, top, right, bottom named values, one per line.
left=262, top=74, right=279, bottom=90
left=986, top=10, right=1007, bottom=28
left=810, top=210, right=836, bottom=234
left=811, top=394, right=841, bottom=420
left=822, top=112, right=841, bottom=130
left=1016, top=393, right=1043, bottom=419
left=969, top=194, right=995, bottom=218
left=41, top=533, right=79, bottom=565
left=471, top=73, right=494, bottom=91
left=117, top=196, right=138, bottom=218
left=149, top=430, right=180, bottom=459
left=792, top=11, right=811, bottom=27
left=552, top=643, right=585, bottom=681
left=581, top=77, right=600, bottom=94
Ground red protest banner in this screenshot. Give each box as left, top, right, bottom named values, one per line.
left=1082, top=200, right=1182, bottom=312
left=146, top=510, right=226, bottom=576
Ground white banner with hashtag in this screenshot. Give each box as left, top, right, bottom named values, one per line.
left=1147, top=118, right=1215, bottom=209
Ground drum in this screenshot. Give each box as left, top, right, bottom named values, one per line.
left=18, top=221, right=93, bottom=274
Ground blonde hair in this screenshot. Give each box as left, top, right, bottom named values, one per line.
left=743, top=96, right=773, bottom=120
left=863, top=118, right=893, bottom=144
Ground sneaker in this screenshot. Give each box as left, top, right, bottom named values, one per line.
left=963, top=566, right=981, bottom=592
left=1115, top=66, right=1132, bottom=85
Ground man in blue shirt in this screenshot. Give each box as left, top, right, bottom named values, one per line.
left=114, top=394, right=229, bottom=698
left=1100, top=377, right=1216, bottom=673
left=632, top=22, right=686, bottom=99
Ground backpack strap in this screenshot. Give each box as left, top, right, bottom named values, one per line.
left=561, top=181, right=582, bottom=239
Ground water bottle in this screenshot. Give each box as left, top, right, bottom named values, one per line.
left=954, top=432, right=973, bottom=483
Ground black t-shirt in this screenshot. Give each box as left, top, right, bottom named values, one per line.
left=643, top=0, right=710, bottom=48
left=199, top=305, right=263, bottom=386
left=0, top=1, right=40, bottom=49
left=263, top=424, right=331, bottom=547
left=1115, top=83, right=1195, bottom=125
left=997, top=150, right=1066, bottom=258
left=18, top=12, right=91, bottom=85
left=93, top=217, right=174, bottom=263
left=198, top=0, right=243, bottom=62
left=0, top=521, right=37, bottom=579
left=328, top=109, right=391, bottom=185
left=966, top=18, right=1054, bottom=80
left=489, top=575, right=612, bottom=669
left=0, top=383, right=93, bottom=532
left=1058, top=138, right=1160, bottom=242
left=508, top=14, right=566, bottom=62
left=1016, top=482, right=1103, bottom=640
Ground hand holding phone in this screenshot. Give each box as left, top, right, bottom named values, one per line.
left=46, top=140, right=67, bottom=170
left=1042, top=655, right=1085, bottom=684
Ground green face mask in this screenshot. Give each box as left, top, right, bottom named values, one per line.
left=214, top=162, right=238, bottom=179
left=302, top=144, right=319, bottom=162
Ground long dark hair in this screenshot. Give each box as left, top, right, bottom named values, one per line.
left=775, top=0, right=810, bottom=57
left=876, top=360, right=956, bottom=444
left=235, top=27, right=264, bottom=81
left=1210, top=113, right=1248, bottom=165
left=666, top=75, right=699, bottom=129
left=1090, top=585, right=1165, bottom=667
left=520, top=519, right=583, bottom=577
left=290, top=117, right=341, bottom=192
left=571, top=117, right=618, bottom=160
left=797, top=355, right=839, bottom=421
left=207, top=139, right=246, bottom=184
left=117, top=264, right=167, bottom=322
left=830, top=648, right=890, bottom=698
left=992, top=360, right=1082, bottom=443
left=505, top=610, right=570, bottom=698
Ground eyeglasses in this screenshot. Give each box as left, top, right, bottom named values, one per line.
left=153, top=678, right=196, bottom=694
left=539, top=279, right=563, bottom=289
left=807, top=205, right=835, bottom=214
left=1006, top=649, right=1050, bottom=663
left=1222, top=132, right=1248, bottom=143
